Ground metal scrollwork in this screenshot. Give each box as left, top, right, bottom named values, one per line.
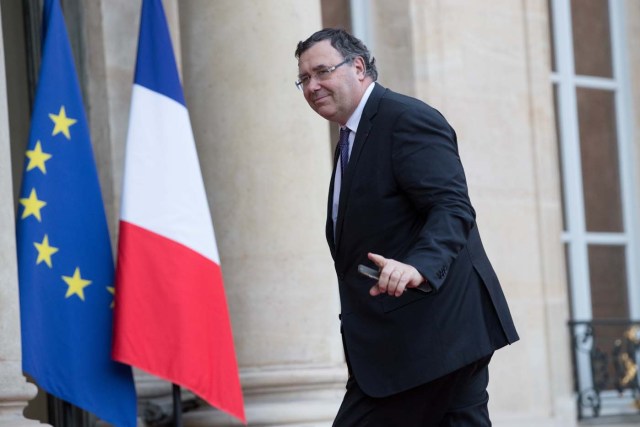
left=569, top=320, right=640, bottom=420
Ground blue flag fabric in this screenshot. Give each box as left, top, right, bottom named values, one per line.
left=134, top=0, right=185, bottom=105
left=15, top=0, right=137, bottom=425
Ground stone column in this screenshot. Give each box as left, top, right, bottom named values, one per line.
left=408, top=0, right=573, bottom=424
left=0, top=7, right=43, bottom=426
left=178, top=1, right=345, bottom=425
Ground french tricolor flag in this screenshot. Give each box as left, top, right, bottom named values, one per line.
left=112, top=0, right=245, bottom=422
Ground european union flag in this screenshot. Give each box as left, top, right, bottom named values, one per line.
left=15, top=0, right=137, bottom=425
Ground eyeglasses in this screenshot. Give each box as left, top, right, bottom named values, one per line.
left=295, top=58, right=351, bottom=91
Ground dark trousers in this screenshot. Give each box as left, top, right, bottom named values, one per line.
left=333, top=355, right=492, bottom=427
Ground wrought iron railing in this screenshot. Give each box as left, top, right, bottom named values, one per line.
left=568, top=319, right=640, bottom=420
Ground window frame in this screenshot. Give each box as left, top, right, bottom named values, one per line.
left=550, top=0, right=640, bottom=413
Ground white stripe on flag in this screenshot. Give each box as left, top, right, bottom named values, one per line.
left=121, top=84, right=220, bottom=264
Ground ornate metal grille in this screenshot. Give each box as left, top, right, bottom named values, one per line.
left=568, top=319, right=640, bottom=420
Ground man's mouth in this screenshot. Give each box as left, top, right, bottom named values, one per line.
left=313, top=92, right=330, bottom=104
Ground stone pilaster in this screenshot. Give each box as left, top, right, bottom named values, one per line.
left=407, top=0, right=573, bottom=424
left=178, top=1, right=345, bottom=425
left=0, top=5, right=44, bottom=426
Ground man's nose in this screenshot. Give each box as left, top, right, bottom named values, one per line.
left=306, top=76, right=322, bottom=92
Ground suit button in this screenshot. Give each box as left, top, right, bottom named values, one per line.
left=338, top=274, right=345, bottom=281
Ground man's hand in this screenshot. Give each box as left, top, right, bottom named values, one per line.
left=368, top=253, right=426, bottom=297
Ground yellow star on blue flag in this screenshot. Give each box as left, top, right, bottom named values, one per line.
left=49, top=106, right=77, bottom=139
left=34, top=234, right=58, bottom=268
left=25, top=141, right=52, bottom=173
left=15, top=1, right=136, bottom=426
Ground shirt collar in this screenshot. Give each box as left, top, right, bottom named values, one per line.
left=344, top=82, right=376, bottom=133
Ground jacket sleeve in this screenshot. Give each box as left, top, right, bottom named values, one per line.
left=391, top=105, right=476, bottom=290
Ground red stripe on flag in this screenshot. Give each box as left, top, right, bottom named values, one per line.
left=113, top=221, right=245, bottom=422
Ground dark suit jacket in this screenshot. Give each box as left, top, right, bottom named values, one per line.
left=326, top=83, right=519, bottom=398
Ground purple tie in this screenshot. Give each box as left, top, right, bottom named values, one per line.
left=338, top=127, right=350, bottom=176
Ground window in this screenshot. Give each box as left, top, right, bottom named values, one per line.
left=550, top=0, right=640, bottom=418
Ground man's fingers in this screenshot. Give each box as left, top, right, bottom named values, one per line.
left=368, top=252, right=386, bottom=268
left=386, top=270, right=402, bottom=296
left=365, top=254, right=426, bottom=297
left=395, top=273, right=411, bottom=296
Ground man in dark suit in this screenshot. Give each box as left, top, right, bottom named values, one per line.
left=295, top=29, right=519, bottom=426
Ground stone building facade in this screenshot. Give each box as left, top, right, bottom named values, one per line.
left=1, top=1, right=639, bottom=426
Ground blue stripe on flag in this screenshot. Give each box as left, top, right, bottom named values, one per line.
left=134, top=0, right=185, bottom=105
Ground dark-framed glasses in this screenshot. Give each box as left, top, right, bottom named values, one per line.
left=295, top=58, right=352, bottom=91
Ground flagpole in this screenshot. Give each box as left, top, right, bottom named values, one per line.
left=62, top=399, right=72, bottom=426
left=172, top=383, right=183, bottom=427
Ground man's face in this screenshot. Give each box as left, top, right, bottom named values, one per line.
left=297, top=40, right=365, bottom=125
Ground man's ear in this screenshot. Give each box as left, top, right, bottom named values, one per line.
left=353, top=56, right=367, bottom=80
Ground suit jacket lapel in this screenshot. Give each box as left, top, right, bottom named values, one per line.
left=326, top=143, right=340, bottom=259
left=333, top=83, right=386, bottom=253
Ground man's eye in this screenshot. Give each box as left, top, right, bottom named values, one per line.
left=300, top=76, right=310, bottom=84
left=317, top=69, right=331, bottom=77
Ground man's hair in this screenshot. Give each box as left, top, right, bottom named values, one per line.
left=295, top=28, right=378, bottom=81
